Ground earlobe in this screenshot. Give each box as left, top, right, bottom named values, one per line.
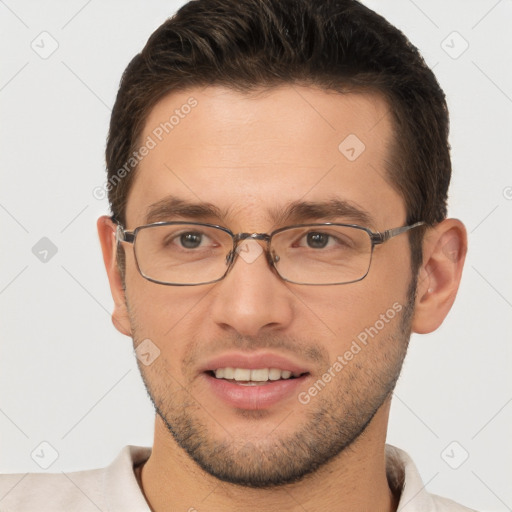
left=412, top=219, right=467, bottom=334
left=97, top=216, right=132, bottom=337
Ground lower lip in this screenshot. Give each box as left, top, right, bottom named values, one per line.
left=203, top=373, right=308, bottom=410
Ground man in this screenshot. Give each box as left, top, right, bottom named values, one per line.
left=0, top=0, right=475, bottom=510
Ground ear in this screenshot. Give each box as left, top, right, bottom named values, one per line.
left=412, top=219, right=467, bottom=334
left=97, top=216, right=132, bottom=337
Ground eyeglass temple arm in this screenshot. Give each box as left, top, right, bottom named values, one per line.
left=370, top=221, right=426, bottom=245
left=114, top=222, right=135, bottom=244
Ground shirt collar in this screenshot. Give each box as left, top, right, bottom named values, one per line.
left=104, top=444, right=443, bottom=511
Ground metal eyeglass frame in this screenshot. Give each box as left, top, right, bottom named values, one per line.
left=114, top=218, right=426, bottom=286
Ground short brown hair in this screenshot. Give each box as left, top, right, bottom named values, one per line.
left=106, top=0, right=451, bottom=271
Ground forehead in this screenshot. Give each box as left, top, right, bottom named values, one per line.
left=126, top=85, right=404, bottom=229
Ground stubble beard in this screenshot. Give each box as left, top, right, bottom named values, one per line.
left=131, top=279, right=416, bottom=488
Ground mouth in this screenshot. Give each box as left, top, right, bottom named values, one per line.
left=207, top=367, right=307, bottom=386
left=200, top=354, right=311, bottom=409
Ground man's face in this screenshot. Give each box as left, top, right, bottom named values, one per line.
left=120, top=85, right=416, bottom=486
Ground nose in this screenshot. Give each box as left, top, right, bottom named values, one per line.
left=209, top=239, right=295, bottom=337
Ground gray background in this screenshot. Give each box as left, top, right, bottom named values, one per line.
left=1, top=1, right=511, bottom=510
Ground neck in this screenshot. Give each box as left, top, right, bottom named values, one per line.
left=139, top=403, right=398, bottom=512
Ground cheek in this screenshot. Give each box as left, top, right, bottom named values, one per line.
left=290, top=278, right=407, bottom=338
left=287, top=264, right=412, bottom=365
left=125, top=268, right=213, bottom=346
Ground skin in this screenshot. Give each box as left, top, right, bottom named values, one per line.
left=98, top=85, right=467, bottom=512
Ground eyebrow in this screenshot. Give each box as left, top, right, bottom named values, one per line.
left=143, top=195, right=374, bottom=228
left=144, top=196, right=226, bottom=224
left=272, top=199, right=374, bottom=227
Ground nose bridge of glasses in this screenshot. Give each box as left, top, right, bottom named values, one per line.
left=225, top=232, right=275, bottom=267
left=233, top=232, right=271, bottom=243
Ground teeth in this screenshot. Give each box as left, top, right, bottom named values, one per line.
left=251, top=368, right=269, bottom=381
left=213, top=367, right=298, bottom=382
left=268, top=368, right=281, bottom=381
left=223, top=367, right=235, bottom=379
left=234, top=368, right=251, bottom=381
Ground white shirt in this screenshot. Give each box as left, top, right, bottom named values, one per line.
left=0, top=445, right=477, bottom=511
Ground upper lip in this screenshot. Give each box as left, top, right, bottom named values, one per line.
left=200, top=352, right=311, bottom=375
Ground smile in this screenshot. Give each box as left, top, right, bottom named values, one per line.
left=212, top=367, right=304, bottom=384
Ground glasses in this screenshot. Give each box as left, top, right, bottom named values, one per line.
left=115, top=220, right=425, bottom=286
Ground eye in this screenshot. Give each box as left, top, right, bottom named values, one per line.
left=290, top=229, right=354, bottom=250
left=179, top=232, right=203, bottom=249
left=306, top=232, right=330, bottom=249
left=161, top=229, right=215, bottom=250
